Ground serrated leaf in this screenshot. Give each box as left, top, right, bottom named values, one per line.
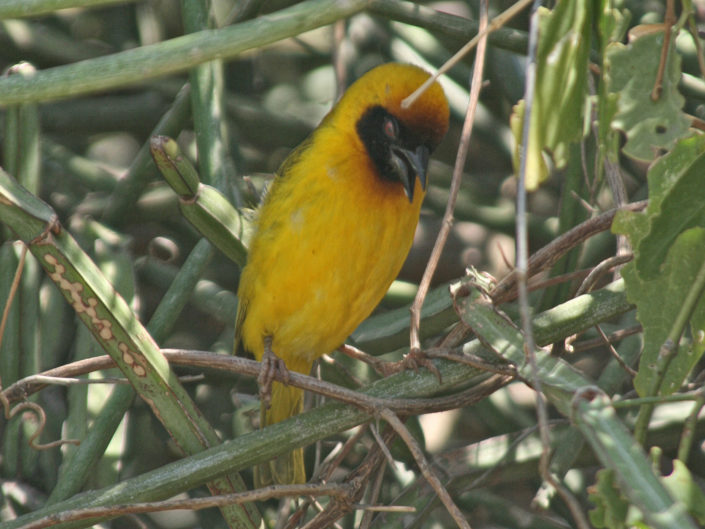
left=612, top=135, right=705, bottom=396
left=612, top=135, right=705, bottom=279
left=511, top=0, right=592, bottom=190
left=605, top=30, right=690, bottom=161
left=617, top=227, right=705, bottom=396
left=636, top=137, right=705, bottom=279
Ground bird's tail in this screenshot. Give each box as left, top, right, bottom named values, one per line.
left=254, top=381, right=306, bottom=486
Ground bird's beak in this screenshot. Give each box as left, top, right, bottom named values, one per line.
left=391, top=145, right=430, bottom=202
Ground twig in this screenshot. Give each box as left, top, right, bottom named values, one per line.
left=678, top=389, right=705, bottom=462
left=0, top=242, right=26, bottom=352
left=595, top=325, right=637, bottom=377
left=338, top=344, right=398, bottom=377
left=515, top=0, right=548, bottom=505
left=515, top=3, right=589, bottom=528
left=369, top=422, right=397, bottom=470
left=408, top=0, right=489, bottom=358
left=0, top=244, right=81, bottom=452
left=18, top=484, right=350, bottom=529
left=575, top=254, right=633, bottom=296
left=2, top=349, right=504, bottom=416
left=425, top=348, right=517, bottom=378
left=569, top=325, right=642, bottom=353
left=0, top=396, right=80, bottom=452
left=491, top=201, right=647, bottom=304
left=402, top=0, right=532, bottom=108
left=526, top=268, right=590, bottom=295
left=312, top=428, right=367, bottom=483
left=687, top=14, right=705, bottom=81
left=300, top=429, right=396, bottom=529
left=354, top=504, right=414, bottom=513
left=380, top=408, right=471, bottom=529
left=358, top=459, right=388, bottom=529
left=651, top=0, right=676, bottom=101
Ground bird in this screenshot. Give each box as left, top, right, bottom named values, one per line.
left=234, top=62, right=450, bottom=486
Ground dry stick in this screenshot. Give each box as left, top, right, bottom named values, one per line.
left=402, top=0, right=533, bottom=109
left=408, top=0, right=490, bottom=355
left=574, top=253, right=633, bottom=297
left=526, top=267, right=591, bottom=294
left=19, top=484, right=350, bottom=529
left=570, top=325, right=642, bottom=354
left=0, top=242, right=26, bottom=352
left=687, top=14, right=705, bottom=80
left=313, top=427, right=367, bottom=483
left=595, top=325, right=637, bottom=377
left=515, top=3, right=589, bottom=529
left=651, top=0, right=676, bottom=101
left=380, top=408, right=471, bottom=529
left=490, top=200, right=647, bottom=304
left=332, top=19, right=347, bottom=101
left=0, top=244, right=79, bottom=451
left=359, top=460, right=388, bottom=529
left=369, top=422, right=397, bottom=470
left=300, top=429, right=396, bottom=529
left=3, top=349, right=506, bottom=416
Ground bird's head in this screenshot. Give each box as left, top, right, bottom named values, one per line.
left=332, top=63, right=450, bottom=202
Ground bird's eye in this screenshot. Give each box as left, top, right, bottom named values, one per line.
left=383, top=116, right=398, bottom=140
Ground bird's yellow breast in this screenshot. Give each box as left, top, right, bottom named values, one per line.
left=237, top=122, right=423, bottom=370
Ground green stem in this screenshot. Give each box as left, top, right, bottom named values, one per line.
left=101, top=84, right=191, bottom=226
left=677, top=391, right=705, bottom=462
left=0, top=0, right=131, bottom=19
left=368, top=0, right=528, bottom=54
left=0, top=0, right=368, bottom=105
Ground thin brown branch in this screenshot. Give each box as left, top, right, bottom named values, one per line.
left=651, top=0, right=676, bottom=101
left=380, top=408, right=471, bottom=529
left=20, top=484, right=350, bottom=529
left=3, top=349, right=503, bottom=417
left=595, top=325, right=637, bottom=377
left=0, top=242, right=26, bottom=353
left=687, top=15, right=705, bottom=80
left=526, top=268, right=591, bottom=295
left=408, top=0, right=490, bottom=356
left=300, top=429, right=395, bottom=529
left=569, top=325, right=642, bottom=353
left=402, top=0, right=532, bottom=108
left=515, top=3, right=590, bottom=527
left=491, top=201, right=647, bottom=304
left=359, top=459, right=387, bottom=529
left=575, top=254, right=633, bottom=296
left=312, top=427, right=367, bottom=483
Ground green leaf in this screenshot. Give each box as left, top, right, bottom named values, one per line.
left=511, top=0, right=592, bottom=189
left=576, top=392, right=698, bottom=529
left=663, top=460, right=705, bottom=524
left=605, top=29, right=691, bottom=161
left=589, top=469, right=630, bottom=529
left=635, top=137, right=705, bottom=279
left=612, top=136, right=705, bottom=397
left=617, top=228, right=705, bottom=396
left=612, top=135, right=705, bottom=279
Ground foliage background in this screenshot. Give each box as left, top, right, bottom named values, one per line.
left=0, top=1, right=704, bottom=528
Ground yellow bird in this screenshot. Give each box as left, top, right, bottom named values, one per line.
left=235, top=63, right=449, bottom=486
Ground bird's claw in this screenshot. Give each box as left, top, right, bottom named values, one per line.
left=258, top=337, right=290, bottom=409
left=402, top=348, right=442, bottom=383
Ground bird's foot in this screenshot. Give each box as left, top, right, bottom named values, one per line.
left=401, top=348, right=442, bottom=383
left=258, top=336, right=290, bottom=409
